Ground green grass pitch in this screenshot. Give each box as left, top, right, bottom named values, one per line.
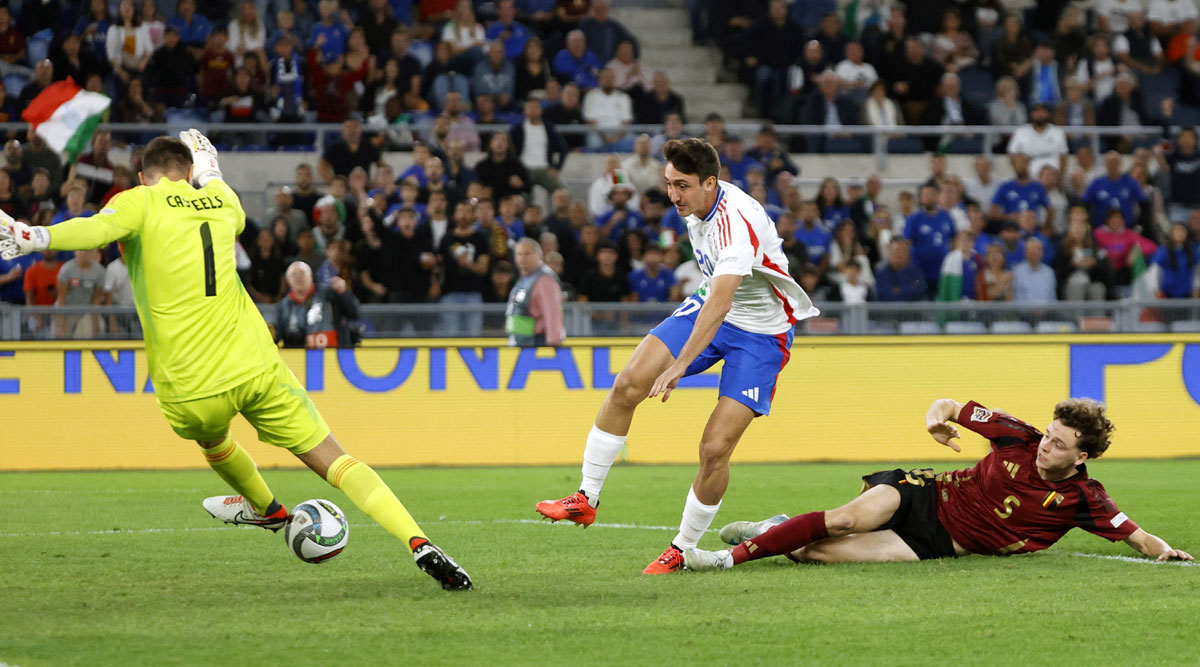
left=3, top=461, right=1198, bottom=666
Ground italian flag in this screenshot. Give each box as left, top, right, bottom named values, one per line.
left=20, top=79, right=111, bottom=163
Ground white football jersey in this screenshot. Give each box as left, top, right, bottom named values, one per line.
left=686, top=181, right=819, bottom=334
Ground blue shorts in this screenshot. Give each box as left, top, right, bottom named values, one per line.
left=648, top=297, right=794, bottom=416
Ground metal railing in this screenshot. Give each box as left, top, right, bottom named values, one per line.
left=4, top=299, right=1200, bottom=341
left=0, top=121, right=1167, bottom=170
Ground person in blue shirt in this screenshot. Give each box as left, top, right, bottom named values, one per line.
left=167, top=0, right=212, bottom=53
left=486, top=0, right=532, bottom=60
left=311, top=0, right=351, bottom=63
left=1083, top=150, right=1146, bottom=228
left=0, top=252, right=33, bottom=304
left=816, top=176, right=851, bottom=229
left=875, top=238, right=928, bottom=301
left=552, top=29, right=600, bottom=90
left=1154, top=223, right=1199, bottom=298
left=628, top=243, right=676, bottom=302
left=904, top=184, right=956, bottom=296
left=720, top=135, right=764, bottom=191
left=1016, top=209, right=1055, bottom=266
left=497, top=195, right=526, bottom=240
left=794, top=200, right=833, bottom=272
left=990, top=153, right=1051, bottom=223
left=996, top=220, right=1026, bottom=268
left=595, top=184, right=645, bottom=243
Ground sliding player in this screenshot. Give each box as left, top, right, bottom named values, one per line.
left=684, top=398, right=1191, bottom=569
left=0, top=132, right=471, bottom=590
left=535, top=138, right=819, bottom=573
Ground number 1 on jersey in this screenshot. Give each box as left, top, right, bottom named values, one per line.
left=199, top=221, right=216, bottom=297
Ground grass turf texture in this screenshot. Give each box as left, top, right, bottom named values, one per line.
left=2, top=461, right=1197, bottom=666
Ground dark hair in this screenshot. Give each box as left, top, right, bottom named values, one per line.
left=1166, top=222, right=1197, bottom=271
left=663, top=138, right=719, bottom=183
left=1054, top=398, right=1114, bottom=458
left=141, top=137, right=193, bottom=175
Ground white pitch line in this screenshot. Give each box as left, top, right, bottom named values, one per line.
left=1068, top=551, right=1199, bottom=567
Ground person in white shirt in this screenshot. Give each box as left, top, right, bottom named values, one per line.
left=1074, top=36, right=1119, bottom=101
left=536, top=138, right=817, bottom=575
left=834, top=41, right=878, bottom=99
left=588, top=155, right=641, bottom=215
left=582, top=66, right=634, bottom=150
left=1007, top=103, right=1069, bottom=178
left=963, top=156, right=998, bottom=208
left=1148, top=0, right=1199, bottom=38
left=1012, top=238, right=1058, bottom=303
left=1096, top=0, right=1145, bottom=34
left=621, top=134, right=663, bottom=194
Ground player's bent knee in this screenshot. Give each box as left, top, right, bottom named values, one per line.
left=611, top=370, right=651, bottom=406
left=825, top=512, right=856, bottom=536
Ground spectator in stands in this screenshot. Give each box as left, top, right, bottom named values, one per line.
left=1055, top=76, right=1097, bottom=141
left=772, top=212, right=808, bottom=282
left=504, top=237, right=564, bottom=345
left=626, top=241, right=673, bottom=303
left=438, top=199, right=491, bottom=334
left=245, top=227, right=286, bottom=303
left=16, top=59, right=49, bottom=113
left=143, top=25, right=196, bottom=110
left=719, top=135, right=761, bottom=191
left=1155, top=126, right=1200, bottom=220
left=930, top=7, right=979, bottom=73
left=55, top=249, right=106, bottom=337
left=834, top=41, right=877, bottom=102
left=740, top=124, right=792, bottom=183
left=311, top=0, right=350, bottom=64
left=744, top=0, right=800, bottom=118
left=312, top=195, right=346, bottom=252
left=469, top=40, right=514, bottom=110
left=275, top=261, right=359, bottom=348
left=1017, top=207, right=1056, bottom=264
left=513, top=36, right=549, bottom=101
left=801, top=71, right=860, bottom=153
left=440, top=1, right=485, bottom=73
left=1097, top=0, right=1138, bottom=34
left=1027, top=41, right=1064, bottom=106
left=993, top=14, right=1034, bottom=83
left=52, top=33, right=107, bottom=89
left=975, top=243, right=1014, bottom=302
left=815, top=177, right=850, bottom=228
left=0, top=169, right=25, bottom=225
left=904, top=183, right=956, bottom=295
left=1116, top=11, right=1163, bottom=75
left=542, top=82, right=583, bottom=151
left=0, top=240, right=32, bottom=304
left=1009, top=102, right=1070, bottom=178
left=1097, top=72, right=1157, bottom=151
left=875, top=239, right=927, bottom=302
left=861, top=79, right=904, bottom=139
left=1095, top=207, right=1157, bottom=285
left=622, top=134, right=661, bottom=194
left=580, top=0, right=636, bottom=64
left=582, top=66, right=633, bottom=150
left=75, top=0, right=112, bottom=64
left=1011, top=237, right=1057, bottom=303
left=890, top=37, right=943, bottom=125
left=1056, top=206, right=1115, bottom=301
left=595, top=176, right=643, bottom=243
left=991, top=152, right=1051, bottom=225
left=268, top=35, right=308, bottom=123
left=22, top=244, right=61, bottom=309
left=828, top=219, right=873, bottom=286
left=1154, top=222, right=1200, bottom=297
left=319, top=117, right=381, bottom=182
left=361, top=207, right=439, bottom=304
left=271, top=9, right=305, bottom=49
left=553, top=29, right=600, bottom=90
left=168, top=0, right=212, bottom=56
left=785, top=39, right=827, bottom=106
left=106, top=0, right=153, bottom=93
left=1149, top=0, right=1199, bottom=41
left=963, top=157, right=997, bottom=209
left=511, top=96, right=569, bottom=197
left=475, top=132, right=530, bottom=200
left=577, top=239, right=631, bottom=331
left=795, top=200, right=832, bottom=272
left=486, top=0, right=530, bottom=61
left=629, top=71, right=680, bottom=126
left=922, top=71, right=985, bottom=150
left=198, top=28, right=236, bottom=108
left=3, top=140, right=29, bottom=198
left=26, top=169, right=57, bottom=225
left=987, top=75, right=1028, bottom=132
left=1084, top=150, right=1146, bottom=227
left=606, top=40, right=648, bottom=94
left=1075, top=35, right=1119, bottom=103
left=1129, top=159, right=1169, bottom=240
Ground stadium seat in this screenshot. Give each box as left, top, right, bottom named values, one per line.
left=1131, top=321, right=1167, bottom=333
left=944, top=321, right=987, bottom=334
left=899, top=321, right=942, bottom=335
left=1169, top=320, right=1200, bottom=333
left=1079, top=316, right=1114, bottom=332
left=1034, top=321, right=1078, bottom=334
left=990, top=321, right=1033, bottom=334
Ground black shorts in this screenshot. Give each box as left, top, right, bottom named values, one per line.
left=860, top=468, right=958, bottom=561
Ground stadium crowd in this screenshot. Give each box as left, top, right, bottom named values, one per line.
left=0, top=0, right=1199, bottom=342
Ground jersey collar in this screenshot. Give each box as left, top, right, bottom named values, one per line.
left=701, top=185, right=725, bottom=222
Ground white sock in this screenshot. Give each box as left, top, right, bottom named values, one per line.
left=673, top=486, right=722, bottom=550
left=579, top=425, right=626, bottom=507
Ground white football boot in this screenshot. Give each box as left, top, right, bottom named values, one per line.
left=684, top=547, right=734, bottom=571
left=718, top=514, right=789, bottom=545
left=202, top=495, right=288, bottom=532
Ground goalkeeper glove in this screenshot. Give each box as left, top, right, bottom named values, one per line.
left=0, top=212, right=50, bottom=260
left=178, top=128, right=222, bottom=187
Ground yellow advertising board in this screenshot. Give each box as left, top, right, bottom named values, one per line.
left=1, top=335, right=1199, bottom=470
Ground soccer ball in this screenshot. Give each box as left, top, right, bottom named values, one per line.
left=285, top=499, right=349, bottom=563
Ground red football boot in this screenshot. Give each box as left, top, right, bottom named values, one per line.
left=535, top=491, right=597, bottom=527
left=642, top=545, right=685, bottom=574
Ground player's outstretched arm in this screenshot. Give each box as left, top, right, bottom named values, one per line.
left=648, top=274, right=742, bottom=402
left=1124, top=528, right=1194, bottom=562
left=925, top=398, right=966, bottom=452
left=178, top=128, right=223, bottom=187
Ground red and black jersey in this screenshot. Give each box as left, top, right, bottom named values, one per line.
left=934, top=401, right=1138, bottom=555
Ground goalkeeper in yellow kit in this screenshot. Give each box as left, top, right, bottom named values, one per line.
left=0, top=131, right=471, bottom=591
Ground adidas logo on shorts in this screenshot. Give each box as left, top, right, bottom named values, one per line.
left=741, top=387, right=760, bottom=402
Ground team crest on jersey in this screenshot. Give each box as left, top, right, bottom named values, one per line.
left=1111, top=512, right=1128, bottom=528
left=1041, top=491, right=1065, bottom=509
left=971, top=407, right=993, bottom=422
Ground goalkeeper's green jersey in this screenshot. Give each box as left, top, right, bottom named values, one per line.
left=48, top=176, right=277, bottom=402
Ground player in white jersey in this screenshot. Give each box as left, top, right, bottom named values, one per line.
left=536, top=139, right=818, bottom=573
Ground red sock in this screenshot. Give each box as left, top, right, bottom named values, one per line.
left=731, top=512, right=828, bottom=564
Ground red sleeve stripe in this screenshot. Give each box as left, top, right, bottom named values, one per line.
left=737, top=210, right=760, bottom=255
left=771, top=284, right=798, bottom=325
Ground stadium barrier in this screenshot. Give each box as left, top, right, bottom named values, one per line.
left=4, top=300, right=1200, bottom=340
left=2, top=333, right=1199, bottom=471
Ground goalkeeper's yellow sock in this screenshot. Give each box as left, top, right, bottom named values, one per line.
left=326, top=455, right=427, bottom=551
left=203, top=437, right=276, bottom=514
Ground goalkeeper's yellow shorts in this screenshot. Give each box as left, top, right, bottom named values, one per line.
left=157, top=357, right=330, bottom=454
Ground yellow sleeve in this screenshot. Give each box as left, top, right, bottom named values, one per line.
left=48, top=189, right=144, bottom=250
